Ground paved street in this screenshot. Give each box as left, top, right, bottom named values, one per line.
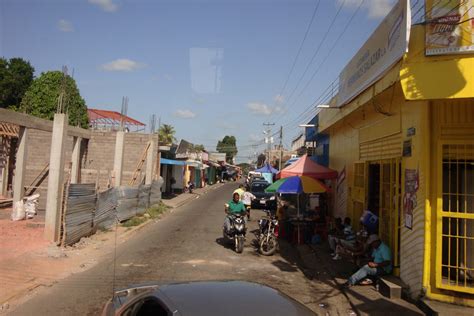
left=8, top=183, right=353, bottom=315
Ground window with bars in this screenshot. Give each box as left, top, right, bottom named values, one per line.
left=438, top=144, right=474, bottom=293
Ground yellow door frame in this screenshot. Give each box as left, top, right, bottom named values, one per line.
left=435, top=140, right=474, bottom=294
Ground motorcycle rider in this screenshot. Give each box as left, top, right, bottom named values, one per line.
left=224, top=192, right=247, bottom=233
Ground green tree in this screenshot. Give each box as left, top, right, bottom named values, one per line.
left=0, top=57, right=35, bottom=108
left=193, top=144, right=205, bottom=152
left=216, top=135, right=237, bottom=163
left=19, top=71, right=89, bottom=128
left=158, top=124, right=177, bottom=145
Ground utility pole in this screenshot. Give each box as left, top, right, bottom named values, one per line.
left=263, top=122, right=275, bottom=164
left=279, top=126, right=283, bottom=171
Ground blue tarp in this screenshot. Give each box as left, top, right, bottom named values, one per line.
left=161, top=158, right=185, bottom=166
left=255, top=163, right=278, bottom=174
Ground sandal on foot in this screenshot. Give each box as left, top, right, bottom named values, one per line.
left=359, top=278, right=374, bottom=285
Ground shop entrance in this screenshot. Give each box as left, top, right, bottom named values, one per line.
left=366, top=159, right=402, bottom=275
left=368, top=164, right=380, bottom=216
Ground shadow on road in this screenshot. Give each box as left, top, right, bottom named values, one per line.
left=271, top=259, right=298, bottom=272
left=215, top=237, right=234, bottom=250
left=276, top=240, right=424, bottom=315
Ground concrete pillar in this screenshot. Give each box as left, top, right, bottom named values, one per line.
left=70, top=137, right=82, bottom=184
left=113, top=131, right=125, bottom=187
left=145, top=139, right=156, bottom=185
left=45, top=114, right=68, bottom=242
left=13, top=127, right=28, bottom=203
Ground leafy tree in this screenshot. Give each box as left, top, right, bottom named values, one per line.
left=0, top=57, right=35, bottom=108
left=216, top=135, right=237, bottom=163
left=193, top=144, right=205, bottom=152
left=158, top=124, right=177, bottom=145
left=18, top=71, right=89, bottom=128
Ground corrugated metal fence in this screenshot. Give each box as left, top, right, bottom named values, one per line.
left=61, top=178, right=163, bottom=246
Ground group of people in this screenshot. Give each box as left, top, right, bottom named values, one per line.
left=327, top=217, right=393, bottom=287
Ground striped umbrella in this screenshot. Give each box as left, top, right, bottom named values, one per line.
left=265, top=175, right=330, bottom=194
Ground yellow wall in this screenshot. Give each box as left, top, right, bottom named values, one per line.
left=399, top=98, right=430, bottom=298
left=400, top=25, right=474, bottom=100
left=319, top=22, right=474, bottom=306
left=325, top=83, right=430, bottom=297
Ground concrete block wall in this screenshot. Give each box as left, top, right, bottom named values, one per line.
left=121, top=133, right=155, bottom=185
left=80, top=131, right=116, bottom=190
left=80, top=131, right=157, bottom=191
left=24, top=129, right=74, bottom=209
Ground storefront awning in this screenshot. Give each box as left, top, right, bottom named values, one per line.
left=185, top=160, right=203, bottom=169
left=160, top=158, right=185, bottom=166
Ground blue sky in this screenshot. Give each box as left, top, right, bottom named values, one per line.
left=1, top=0, right=404, bottom=162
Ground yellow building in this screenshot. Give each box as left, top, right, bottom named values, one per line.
left=318, top=22, right=474, bottom=306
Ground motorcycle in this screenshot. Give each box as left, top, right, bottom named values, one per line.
left=257, top=210, right=279, bottom=256
left=223, top=213, right=247, bottom=253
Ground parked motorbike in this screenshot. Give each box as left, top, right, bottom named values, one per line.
left=223, top=213, right=247, bottom=253
left=257, top=210, right=279, bottom=256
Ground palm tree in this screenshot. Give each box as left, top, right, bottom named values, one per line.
left=158, top=124, right=177, bottom=145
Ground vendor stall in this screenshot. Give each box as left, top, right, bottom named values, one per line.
left=255, top=163, right=278, bottom=183
left=278, top=154, right=337, bottom=180
left=266, top=175, right=330, bottom=244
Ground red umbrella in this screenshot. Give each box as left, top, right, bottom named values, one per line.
left=279, top=154, right=337, bottom=180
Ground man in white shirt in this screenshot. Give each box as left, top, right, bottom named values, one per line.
left=241, top=189, right=256, bottom=221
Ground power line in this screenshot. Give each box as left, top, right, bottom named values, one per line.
left=268, top=0, right=322, bottom=121
left=275, top=0, right=347, bottom=116
left=280, top=0, right=365, bottom=117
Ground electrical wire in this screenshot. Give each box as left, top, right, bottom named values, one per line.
left=268, top=0, right=322, bottom=122
left=277, top=0, right=347, bottom=114
left=279, top=0, right=365, bottom=117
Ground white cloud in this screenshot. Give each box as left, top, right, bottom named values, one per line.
left=100, top=59, right=145, bottom=71
left=88, top=0, right=118, bottom=12
left=216, top=122, right=238, bottom=130
left=58, top=19, right=74, bottom=32
left=274, top=94, right=284, bottom=104
left=249, top=133, right=261, bottom=142
left=246, top=102, right=284, bottom=116
left=174, top=109, right=196, bottom=119
left=339, top=0, right=396, bottom=19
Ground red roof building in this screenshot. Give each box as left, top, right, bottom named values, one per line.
left=88, top=109, right=146, bottom=132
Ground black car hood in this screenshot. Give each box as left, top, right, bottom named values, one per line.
left=159, top=281, right=315, bottom=316
left=108, top=280, right=315, bottom=316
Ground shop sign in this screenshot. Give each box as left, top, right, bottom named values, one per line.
left=337, top=0, right=410, bottom=107
left=425, top=0, right=474, bottom=56
left=403, top=168, right=419, bottom=229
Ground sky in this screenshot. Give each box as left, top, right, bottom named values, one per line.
left=1, top=0, right=413, bottom=163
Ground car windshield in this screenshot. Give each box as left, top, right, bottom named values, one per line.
left=251, top=182, right=269, bottom=192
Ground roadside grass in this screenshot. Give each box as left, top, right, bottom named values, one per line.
left=146, top=201, right=170, bottom=219
left=121, top=201, right=170, bottom=227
